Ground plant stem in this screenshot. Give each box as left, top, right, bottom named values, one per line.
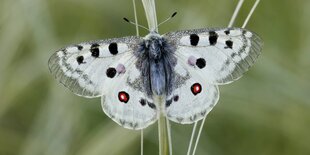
left=158, top=113, right=169, bottom=155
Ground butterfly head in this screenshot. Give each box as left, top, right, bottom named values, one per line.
left=143, top=32, right=165, bottom=60
left=144, top=31, right=161, bottom=40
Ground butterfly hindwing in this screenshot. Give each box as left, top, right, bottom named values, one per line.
left=48, top=36, right=142, bottom=97
left=164, top=60, right=219, bottom=123
left=101, top=53, right=158, bottom=129
left=164, top=28, right=263, bottom=85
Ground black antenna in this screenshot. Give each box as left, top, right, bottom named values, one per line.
left=157, top=12, right=177, bottom=28
left=123, top=17, right=150, bottom=31
left=123, top=12, right=177, bottom=33
left=171, top=12, right=177, bottom=18
left=123, top=18, right=130, bottom=22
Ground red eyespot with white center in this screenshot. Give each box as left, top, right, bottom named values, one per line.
left=118, top=91, right=130, bottom=103
left=191, top=83, right=202, bottom=95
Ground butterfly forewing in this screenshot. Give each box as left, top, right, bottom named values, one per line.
left=48, top=36, right=142, bottom=97
left=164, top=28, right=263, bottom=85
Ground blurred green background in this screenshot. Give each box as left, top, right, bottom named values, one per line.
left=1, top=0, right=309, bottom=155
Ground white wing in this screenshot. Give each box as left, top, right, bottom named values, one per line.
left=164, top=28, right=263, bottom=85
left=48, top=36, right=158, bottom=129
left=48, top=36, right=141, bottom=97
left=163, top=28, right=262, bottom=123
left=164, top=59, right=219, bottom=123
left=101, top=52, right=158, bottom=129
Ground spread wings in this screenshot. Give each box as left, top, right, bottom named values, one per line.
left=48, top=27, right=263, bottom=128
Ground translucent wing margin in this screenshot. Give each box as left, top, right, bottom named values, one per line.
left=164, top=27, right=263, bottom=84
left=48, top=36, right=142, bottom=97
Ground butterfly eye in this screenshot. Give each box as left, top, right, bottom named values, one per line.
left=191, top=83, right=202, bottom=95
left=118, top=91, right=129, bottom=103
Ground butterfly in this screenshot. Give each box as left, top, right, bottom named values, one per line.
left=48, top=19, right=262, bottom=130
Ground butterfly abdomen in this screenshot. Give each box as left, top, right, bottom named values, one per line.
left=150, top=59, right=166, bottom=95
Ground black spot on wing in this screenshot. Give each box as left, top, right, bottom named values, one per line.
left=224, top=30, right=230, bottom=35
left=77, top=45, right=83, bottom=50
left=90, top=43, right=100, bottom=57
left=76, top=56, right=84, bottom=64
left=109, top=42, right=118, bottom=55
left=209, top=31, right=218, bottom=45
left=173, top=95, right=179, bottom=102
left=106, top=67, right=117, bottom=78
left=166, top=95, right=179, bottom=107
left=196, top=58, right=206, bottom=69
left=190, top=34, right=199, bottom=46
left=231, top=52, right=237, bottom=58
left=140, top=99, right=146, bottom=106
left=147, top=102, right=156, bottom=109
left=166, top=99, right=172, bottom=107
left=225, top=40, right=233, bottom=49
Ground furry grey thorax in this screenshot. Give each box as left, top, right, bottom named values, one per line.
left=135, top=32, right=177, bottom=97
